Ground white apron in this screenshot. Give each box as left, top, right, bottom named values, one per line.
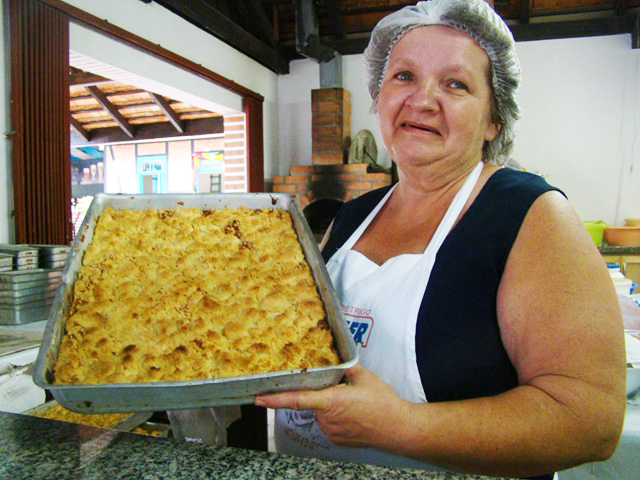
left=274, top=162, right=484, bottom=469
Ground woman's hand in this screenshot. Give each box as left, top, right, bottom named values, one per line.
left=255, top=364, right=409, bottom=448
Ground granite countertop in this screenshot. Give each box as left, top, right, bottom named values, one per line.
left=0, top=412, right=506, bottom=480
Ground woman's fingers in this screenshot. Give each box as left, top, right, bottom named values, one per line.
left=255, top=386, right=336, bottom=411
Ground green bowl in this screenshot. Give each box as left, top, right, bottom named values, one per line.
left=583, top=221, right=609, bottom=247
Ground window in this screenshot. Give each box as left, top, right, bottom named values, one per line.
left=137, top=155, right=167, bottom=194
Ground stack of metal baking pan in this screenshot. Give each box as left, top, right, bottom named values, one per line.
left=0, top=253, right=12, bottom=272
left=30, top=245, right=71, bottom=270
left=0, top=269, right=63, bottom=325
left=0, top=245, right=39, bottom=271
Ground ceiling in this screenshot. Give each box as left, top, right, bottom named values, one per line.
left=69, top=67, right=223, bottom=146
left=72, top=0, right=640, bottom=144
left=149, top=0, right=640, bottom=74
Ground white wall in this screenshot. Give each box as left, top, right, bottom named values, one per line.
left=513, top=34, right=640, bottom=225
left=276, top=34, right=640, bottom=225
left=0, top=0, right=11, bottom=242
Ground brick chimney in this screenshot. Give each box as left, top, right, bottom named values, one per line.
left=273, top=87, right=392, bottom=240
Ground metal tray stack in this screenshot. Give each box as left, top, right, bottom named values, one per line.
left=30, top=245, right=71, bottom=270
left=0, top=269, right=63, bottom=325
left=34, top=193, right=358, bottom=413
left=0, top=253, right=12, bottom=272
left=0, top=245, right=39, bottom=271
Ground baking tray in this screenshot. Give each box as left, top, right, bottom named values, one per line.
left=0, top=283, right=58, bottom=298
left=26, top=400, right=153, bottom=431
left=0, top=303, right=53, bottom=325
left=0, top=245, right=38, bottom=258
left=0, top=278, right=62, bottom=293
left=0, top=269, right=62, bottom=285
left=33, top=193, right=358, bottom=413
left=0, top=289, right=57, bottom=306
left=29, top=245, right=71, bottom=255
left=0, top=253, right=12, bottom=268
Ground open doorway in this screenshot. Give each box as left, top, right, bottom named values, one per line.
left=8, top=0, right=264, bottom=245
left=67, top=53, right=248, bottom=239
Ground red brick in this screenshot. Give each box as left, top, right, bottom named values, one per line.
left=225, top=175, right=245, bottom=182
left=224, top=133, right=244, bottom=140
left=224, top=158, right=246, bottom=165
left=312, top=138, right=344, bottom=150
left=273, top=175, right=285, bottom=184
left=285, top=175, right=307, bottom=184
left=290, top=165, right=313, bottom=174
left=313, top=101, right=343, bottom=114
left=343, top=164, right=368, bottom=173
left=312, top=113, right=338, bottom=126
left=312, top=152, right=343, bottom=165
left=273, top=184, right=296, bottom=193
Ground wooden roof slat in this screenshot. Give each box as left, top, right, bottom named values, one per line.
left=149, top=92, right=185, bottom=133
left=70, top=115, right=91, bottom=142
left=86, top=85, right=135, bottom=138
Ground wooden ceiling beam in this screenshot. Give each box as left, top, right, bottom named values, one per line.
left=86, top=85, right=135, bottom=138
left=329, top=13, right=640, bottom=54
left=323, top=0, right=345, bottom=40
left=70, top=116, right=224, bottom=147
left=69, top=68, right=112, bottom=87
left=519, top=0, right=530, bottom=24
left=244, top=0, right=281, bottom=47
left=614, top=0, right=627, bottom=16
left=70, top=115, right=91, bottom=142
left=148, top=92, right=185, bottom=133
left=153, top=0, right=289, bottom=74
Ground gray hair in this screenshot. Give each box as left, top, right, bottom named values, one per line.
left=364, top=0, right=521, bottom=165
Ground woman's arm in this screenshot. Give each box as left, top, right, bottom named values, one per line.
left=257, top=191, right=626, bottom=477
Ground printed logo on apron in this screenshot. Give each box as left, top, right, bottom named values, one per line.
left=343, top=304, right=373, bottom=347
left=275, top=162, right=484, bottom=470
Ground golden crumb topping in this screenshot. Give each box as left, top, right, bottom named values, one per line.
left=33, top=404, right=130, bottom=429
left=54, top=207, right=339, bottom=385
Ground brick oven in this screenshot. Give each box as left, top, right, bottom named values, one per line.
left=273, top=87, right=393, bottom=241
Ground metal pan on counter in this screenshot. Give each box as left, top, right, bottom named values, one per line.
left=33, top=193, right=358, bottom=413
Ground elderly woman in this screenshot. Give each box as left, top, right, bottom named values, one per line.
left=256, top=1, right=626, bottom=478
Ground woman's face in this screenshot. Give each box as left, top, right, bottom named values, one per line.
left=377, top=26, right=499, bottom=170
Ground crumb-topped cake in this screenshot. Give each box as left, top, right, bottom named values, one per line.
left=54, top=207, right=340, bottom=385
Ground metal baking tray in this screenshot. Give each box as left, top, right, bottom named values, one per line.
left=0, top=245, right=38, bottom=258
left=0, top=289, right=57, bottom=306
left=0, top=269, right=62, bottom=285
left=0, top=278, right=61, bottom=293
left=0, top=303, right=53, bottom=325
left=0, top=253, right=12, bottom=268
left=28, top=245, right=71, bottom=255
left=26, top=400, right=153, bottom=431
left=34, top=193, right=358, bottom=413
left=0, top=284, right=58, bottom=298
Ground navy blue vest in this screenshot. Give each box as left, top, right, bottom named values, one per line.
left=322, top=168, right=562, bottom=480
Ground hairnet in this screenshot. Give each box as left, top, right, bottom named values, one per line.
left=363, top=0, right=521, bottom=165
